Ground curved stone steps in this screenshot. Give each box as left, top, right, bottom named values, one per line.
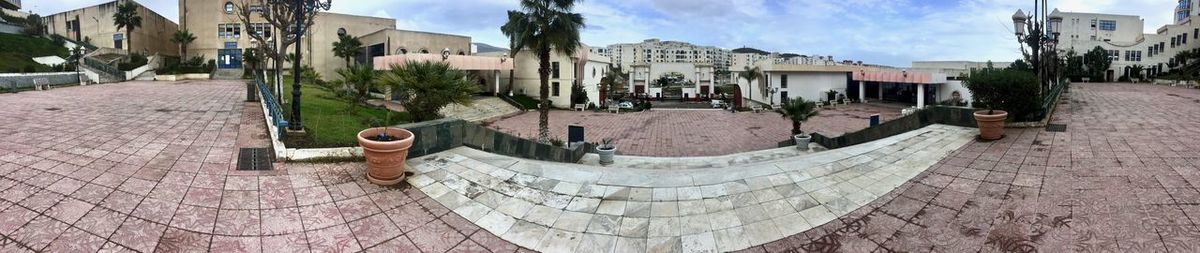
left=404, top=124, right=975, bottom=252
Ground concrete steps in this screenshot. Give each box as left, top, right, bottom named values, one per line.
left=212, top=69, right=245, bottom=80
left=438, top=97, right=522, bottom=123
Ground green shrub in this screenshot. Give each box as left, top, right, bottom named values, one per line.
left=118, top=53, right=149, bottom=71
left=509, top=94, right=540, bottom=109
left=964, top=67, right=1041, bottom=121
left=22, top=65, right=36, bottom=73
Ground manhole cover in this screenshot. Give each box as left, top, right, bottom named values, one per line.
left=236, top=148, right=274, bottom=171
left=1046, top=124, right=1067, bottom=132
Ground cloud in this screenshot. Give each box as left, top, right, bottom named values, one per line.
left=23, top=0, right=1177, bottom=67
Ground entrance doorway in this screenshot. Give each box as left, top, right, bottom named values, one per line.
left=218, top=49, right=242, bottom=69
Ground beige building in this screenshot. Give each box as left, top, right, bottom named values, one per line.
left=180, top=0, right=471, bottom=78
left=43, top=0, right=179, bottom=56
left=501, top=45, right=612, bottom=108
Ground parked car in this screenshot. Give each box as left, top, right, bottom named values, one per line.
left=618, top=101, right=635, bottom=109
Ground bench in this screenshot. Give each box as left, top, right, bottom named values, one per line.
left=752, top=106, right=764, bottom=113
left=574, top=104, right=586, bottom=111
left=607, top=106, right=620, bottom=114
left=770, top=104, right=782, bottom=111
left=32, top=78, right=50, bottom=91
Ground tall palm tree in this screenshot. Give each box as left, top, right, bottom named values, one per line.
left=740, top=65, right=763, bottom=103
left=112, top=1, right=142, bottom=51
left=332, top=35, right=363, bottom=67
left=502, top=0, right=585, bottom=144
left=781, top=96, right=819, bottom=135
left=171, top=30, right=196, bottom=58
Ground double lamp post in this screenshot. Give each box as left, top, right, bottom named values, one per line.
left=1012, top=0, right=1063, bottom=98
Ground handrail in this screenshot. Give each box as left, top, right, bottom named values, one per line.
left=255, top=75, right=289, bottom=139
left=82, top=57, right=126, bottom=81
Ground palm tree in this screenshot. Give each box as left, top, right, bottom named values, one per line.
left=740, top=65, right=763, bottom=103
left=1129, top=64, right=1145, bottom=82
left=376, top=61, right=479, bottom=121
left=781, top=96, right=819, bottom=135
left=112, top=1, right=142, bottom=51
left=332, top=35, right=363, bottom=67
left=336, top=65, right=376, bottom=105
left=502, top=0, right=585, bottom=144
left=243, top=48, right=261, bottom=73
left=171, top=30, right=196, bottom=58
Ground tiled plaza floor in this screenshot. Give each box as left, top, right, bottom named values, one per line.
left=0, top=81, right=517, bottom=252
left=485, top=104, right=902, bottom=157
left=745, top=83, right=1200, bottom=252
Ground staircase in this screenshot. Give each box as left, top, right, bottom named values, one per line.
left=439, top=97, right=522, bottom=123
left=212, top=69, right=245, bottom=80
left=134, top=71, right=156, bottom=81
left=80, top=57, right=126, bottom=84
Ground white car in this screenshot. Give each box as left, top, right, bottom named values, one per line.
left=618, top=101, right=635, bottom=109
left=710, top=100, right=725, bottom=108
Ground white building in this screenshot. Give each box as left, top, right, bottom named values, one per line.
left=604, top=39, right=731, bottom=74
left=628, top=62, right=716, bottom=101
left=501, top=44, right=612, bottom=108
left=1051, top=0, right=1200, bottom=80
left=737, top=62, right=958, bottom=109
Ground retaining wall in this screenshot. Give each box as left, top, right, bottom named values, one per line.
left=0, top=72, right=82, bottom=90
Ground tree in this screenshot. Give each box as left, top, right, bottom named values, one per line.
left=113, top=1, right=142, bottom=51
left=332, top=35, right=363, bottom=67
left=243, top=48, right=262, bottom=73
left=171, top=30, right=197, bottom=58
left=233, top=0, right=329, bottom=104
left=336, top=64, right=376, bottom=106
left=1129, top=64, right=1145, bottom=82
left=780, top=97, right=819, bottom=135
left=601, top=66, right=627, bottom=99
left=570, top=82, right=588, bottom=105
left=1083, top=46, right=1112, bottom=81
left=22, top=14, right=43, bottom=36
left=1008, top=60, right=1032, bottom=72
left=1062, top=50, right=1085, bottom=81
left=964, top=67, right=1041, bottom=120
left=376, top=61, right=479, bottom=121
left=739, top=65, right=763, bottom=102
left=502, top=0, right=586, bottom=144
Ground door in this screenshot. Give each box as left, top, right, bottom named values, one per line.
left=218, top=49, right=242, bottom=69
left=780, top=91, right=789, bottom=104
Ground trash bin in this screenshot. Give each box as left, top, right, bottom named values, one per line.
left=246, top=82, right=258, bottom=102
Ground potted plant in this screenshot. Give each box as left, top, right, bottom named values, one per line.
left=964, top=67, right=1038, bottom=140
left=357, top=120, right=414, bottom=185
left=596, top=138, right=617, bottom=165
left=781, top=97, right=819, bottom=150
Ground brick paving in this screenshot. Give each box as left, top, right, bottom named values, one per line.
left=740, top=83, right=1200, bottom=252
left=0, top=81, right=517, bottom=252
left=486, top=104, right=902, bottom=157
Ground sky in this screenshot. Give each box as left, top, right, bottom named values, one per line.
left=24, top=0, right=1176, bottom=67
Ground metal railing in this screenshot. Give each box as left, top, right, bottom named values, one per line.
left=256, top=76, right=289, bottom=139
left=1037, top=81, right=1068, bottom=120
left=82, top=57, right=126, bottom=82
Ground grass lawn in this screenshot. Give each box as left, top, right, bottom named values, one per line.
left=0, top=33, right=70, bottom=73
left=274, top=77, right=411, bottom=148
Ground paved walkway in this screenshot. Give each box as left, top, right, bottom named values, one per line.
left=486, top=103, right=901, bottom=157
left=407, top=124, right=974, bottom=252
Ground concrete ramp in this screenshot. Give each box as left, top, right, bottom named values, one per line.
left=439, top=97, right=522, bottom=123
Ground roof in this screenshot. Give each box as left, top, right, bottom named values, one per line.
left=373, top=54, right=513, bottom=71
left=473, top=43, right=508, bottom=54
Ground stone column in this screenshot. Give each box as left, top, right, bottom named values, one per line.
left=494, top=70, right=500, bottom=96
left=917, top=83, right=926, bottom=108
left=858, top=81, right=865, bottom=103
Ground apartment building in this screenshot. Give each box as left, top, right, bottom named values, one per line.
left=603, top=39, right=731, bottom=74
left=1053, top=0, right=1200, bottom=80
left=43, top=0, right=179, bottom=56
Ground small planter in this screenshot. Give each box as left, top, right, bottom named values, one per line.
left=357, top=128, right=415, bottom=185
left=793, top=134, right=811, bottom=150
left=596, top=146, right=617, bottom=165
left=973, top=110, right=1008, bottom=140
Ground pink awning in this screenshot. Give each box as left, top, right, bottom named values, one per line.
left=852, top=70, right=934, bottom=84
left=373, top=54, right=514, bottom=71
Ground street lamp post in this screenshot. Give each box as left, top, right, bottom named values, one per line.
left=1013, top=0, right=1061, bottom=99
left=277, top=0, right=331, bottom=131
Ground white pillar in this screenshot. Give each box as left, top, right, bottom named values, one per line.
left=858, top=81, right=865, bottom=103
left=628, top=70, right=635, bottom=93
left=494, top=70, right=501, bottom=96
left=917, top=83, right=926, bottom=108
left=878, top=84, right=884, bottom=101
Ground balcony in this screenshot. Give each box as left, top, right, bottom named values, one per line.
left=0, top=0, right=18, bottom=9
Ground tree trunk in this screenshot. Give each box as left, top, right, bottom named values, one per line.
left=127, top=28, right=133, bottom=53
left=537, top=48, right=551, bottom=144
left=792, top=121, right=802, bottom=135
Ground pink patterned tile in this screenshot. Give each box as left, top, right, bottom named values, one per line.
left=11, top=215, right=70, bottom=250
left=118, top=178, right=157, bottom=196
left=70, top=183, right=115, bottom=204
left=44, top=227, right=107, bottom=252
left=330, top=182, right=367, bottom=201
left=348, top=213, right=403, bottom=248
left=261, top=208, right=304, bottom=235
left=170, top=204, right=218, bottom=233
left=417, top=196, right=451, bottom=216
left=47, top=197, right=94, bottom=224
left=447, top=238, right=488, bottom=253
left=364, top=236, right=421, bottom=253
left=385, top=200, right=436, bottom=232
left=181, top=187, right=222, bottom=208
left=148, top=183, right=189, bottom=203
left=220, top=190, right=259, bottom=210
left=100, top=190, right=144, bottom=214
left=46, top=178, right=85, bottom=195
left=335, top=195, right=383, bottom=221
left=210, top=235, right=261, bottom=253
left=261, top=233, right=310, bottom=253
left=224, top=176, right=258, bottom=191
left=367, top=190, right=413, bottom=211
left=0, top=184, right=38, bottom=203
left=406, top=220, right=466, bottom=253
left=214, top=209, right=261, bottom=236
left=306, top=224, right=362, bottom=252
left=154, top=228, right=212, bottom=253
left=190, top=174, right=225, bottom=189
left=260, top=188, right=297, bottom=209
left=294, top=186, right=335, bottom=206
left=18, top=190, right=65, bottom=213
left=75, top=207, right=127, bottom=238
left=441, top=212, right=481, bottom=236
left=110, top=218, right=167, bottom=252
left=132, top=198, right=180, bottom=224
left=258, top=176, right=291, bottom=190
left=471, top=230, right=521, bottom=253
left=300, top=202, right=344, bottom=231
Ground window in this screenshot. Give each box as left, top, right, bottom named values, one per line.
left=248, top=23, right=271, bottom=38
left=780, top=75, right=788, bottom=89
left=551, top=62, right=560, bottom=78
left=1098, top=20, right=1116, bottom=31
left=1173, top=37, right=1178, bottom=47
left=552, top=82, right=561, bottom=96
left=225, top=2, right=234, bottom=14
left=248, top=5, right=265, bottom=13
left=218, top=24, right=241, bottom=39
left=1185, top=34, right=1189, bottom=44
left=1090, top=19, right=1097, bottom=29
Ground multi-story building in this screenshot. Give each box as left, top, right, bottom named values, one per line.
left=731, top=48, right=838, bottom=74
left=180, top=0, right=471, bottom=78
left=627, top=62, right=715, bottom=101
left=504, top=44, right=611, bottom=108
left=605, top=39, right=731, bottom=74
left=1053, top=0, right=1200, bottom=81
left=43, top=0, right=179, bottom=56
left=1, top=0, right=18, bottom=11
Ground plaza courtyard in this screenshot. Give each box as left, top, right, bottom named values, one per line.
left=485, top=104, right=903, bottom=157
left=0, top=81, right=1199, bottom=252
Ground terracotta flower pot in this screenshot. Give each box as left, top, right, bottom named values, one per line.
left=357, top=128, right=415, bottom=185
left=973, top=110, right=1008, bottom=140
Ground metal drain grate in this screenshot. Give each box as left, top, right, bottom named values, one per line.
left=236, top=148, right=274, bottom=171
left=1046, top=124, right=1067, bottom=132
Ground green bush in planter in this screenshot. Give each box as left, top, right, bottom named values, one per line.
left=964, top=67, right=1040, bottom=121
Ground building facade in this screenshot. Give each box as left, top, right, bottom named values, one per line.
left=43, top=0, right=179, bottom=56
left=628, top=62, right=715, bottom=101
left=1, top=0, right=18, bottom=10
left=505, top=45, right=611, bottom=108
left=1053, top=0, right=1200, bottom=81
left=603, top=39, right=731, bottom=76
